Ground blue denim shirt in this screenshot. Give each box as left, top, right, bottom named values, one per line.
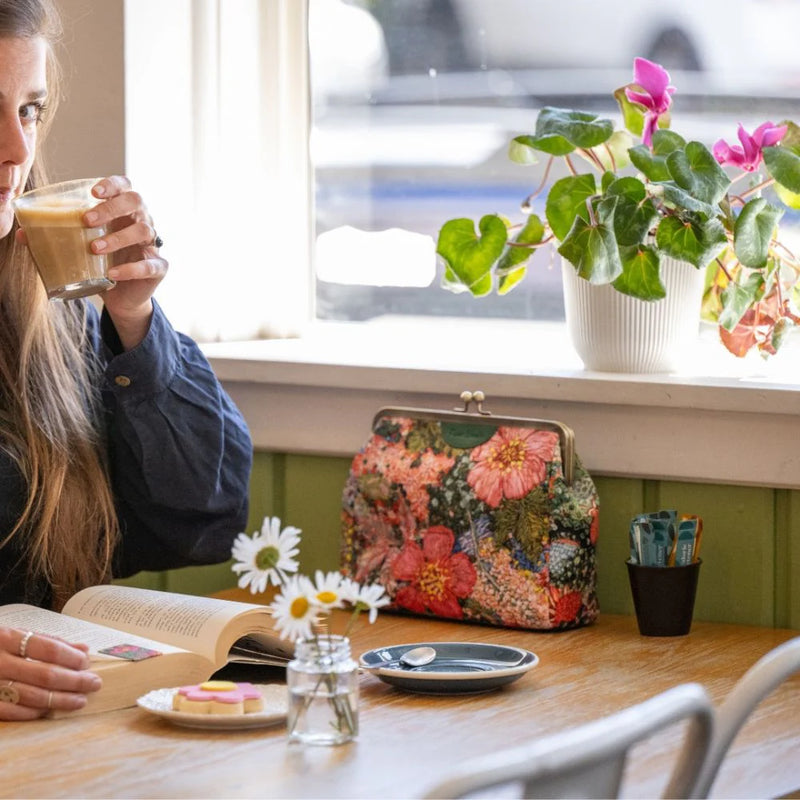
left=0, top=300, right=253, bottom=607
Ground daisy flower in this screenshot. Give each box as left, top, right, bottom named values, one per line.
left=269, top=573, right=318, bottom=641
left=309, top=570, right=347, bottom=611
left=231, top=516, right=301, bottom=594
left=350, top=582, right=390, bottom=624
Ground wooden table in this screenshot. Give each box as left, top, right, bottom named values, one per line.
left=2, top=601, right=799, bottom=799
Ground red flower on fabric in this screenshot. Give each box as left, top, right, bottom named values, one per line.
left=467, top=427, right=558, bottom=508
left=550, top=587, right=583, bottom=625
left=391, top=526, right=477, bottom=619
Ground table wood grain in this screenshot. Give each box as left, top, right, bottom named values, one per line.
left=2, top=593, right=799, bottom=799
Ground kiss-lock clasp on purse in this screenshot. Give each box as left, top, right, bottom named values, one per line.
left=372, top=390, right=576, bottom=485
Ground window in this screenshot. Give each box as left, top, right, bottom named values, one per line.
left=123, top=0, right=800, bottom=374
left=124, top=0, right=311, bottom=341
left=311, top=0, right=800, bottom=337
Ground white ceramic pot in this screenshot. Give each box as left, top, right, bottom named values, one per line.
left=561, top=257, right=705, bottom=373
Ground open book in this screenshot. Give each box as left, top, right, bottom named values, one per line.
left=0, top=584, right=294, bottom=717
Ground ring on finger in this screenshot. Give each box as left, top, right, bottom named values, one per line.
left=0, top=681, right=20, bottom=704
left=151, top=229, right=163, bottom=249
left=19, top=630, right=34, bottom=659
left=47, top=690, right=53, bottom=710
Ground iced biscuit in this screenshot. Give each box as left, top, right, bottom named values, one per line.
left=172, top=680, right=265, bottom=715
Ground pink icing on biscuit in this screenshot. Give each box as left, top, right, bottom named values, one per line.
left=173, top=681, right=264, bottom=714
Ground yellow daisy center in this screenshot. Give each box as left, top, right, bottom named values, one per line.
left=290, top=596, right=310, bottom=619
left=317, top=590, right=338, bottom=604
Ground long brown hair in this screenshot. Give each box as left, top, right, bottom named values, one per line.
left=0, top=0, right=118, bottom=608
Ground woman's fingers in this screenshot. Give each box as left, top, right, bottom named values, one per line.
left=90, top=219, right=156, bottom=256
left=0, top=630, right=102, bottom=720
left=13, top=630, right=92, bottom=671
left=91, top=175, right=132, bottom=201
left=0, top=679, right=92, bottom=718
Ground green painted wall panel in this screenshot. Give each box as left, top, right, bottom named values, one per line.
left=657, top=482, right=775, bottom=626
left=113, top=571, right=166, bottom=591
left=284, top=454, right=352, bottom=575
left=780, top=490, right=800, bottom=628
left=593, top=475, right=644, bottom=616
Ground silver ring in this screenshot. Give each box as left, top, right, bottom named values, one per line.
left=152, top=231, right=163, bottom=248
left=19, top=630, right=34, bottom=659
left=0, top=681, right=20, bottom=704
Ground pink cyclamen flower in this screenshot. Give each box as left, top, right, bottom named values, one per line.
left=625, top=57, right=675, bottom=147
left=713, top=122, right=787, bottom=172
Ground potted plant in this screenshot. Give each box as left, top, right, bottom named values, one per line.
left=436, top=57, right=800, bottom=369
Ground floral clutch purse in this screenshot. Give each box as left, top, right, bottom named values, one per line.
left=341, top=392, right=599, bottom=631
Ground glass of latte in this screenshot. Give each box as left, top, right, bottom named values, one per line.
left=13, top=178, right=113, bottom=301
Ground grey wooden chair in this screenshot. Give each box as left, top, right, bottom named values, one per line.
left=421, top=682, right=714, bottom=800
left=692, top=636, right=800, bottom=797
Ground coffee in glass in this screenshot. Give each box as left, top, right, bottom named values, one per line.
left=13, top=178, right=113, bottom=301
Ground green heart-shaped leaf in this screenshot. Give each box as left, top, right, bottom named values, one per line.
left=629, top=130, right=686, bottom=182
left=558, top=216, right=622, bottom=284
left=604, top=177, right=658, bottom=245
left=659, top=183, right=719, bottom=216
left=719, top=272, right=765, bottom=331
left=763, top=145, right=800, bottom=194
left=545, top=173, right=597, bottom=240
left=517, top=107, right=614, bottom=156
left=666, top=141, right=730, bottom=206
left=612, top=245, right=667, bottom=300
left=437, top=215, right=507, bottom=296
left=655, top=214, right=728, bottom=268
left=774, top=181, right=800, bottom=210
left=496, top=214, right=546, bottom=295
left=508, top=136, right=542, bottom=165
left=733, top=197, right=783, bottom=268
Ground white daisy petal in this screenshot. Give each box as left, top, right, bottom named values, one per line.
left=269, top=574, right=318, bottom=641
left=229, top=517, right=304, bottom=596
left=310, top=570, right=346, bottom=610
left=354, top=582, right=390, bottom=623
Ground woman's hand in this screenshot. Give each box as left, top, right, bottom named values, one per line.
left=84, top=175, right=169, bottom=350
left=0, top=628, right=103, bottom=721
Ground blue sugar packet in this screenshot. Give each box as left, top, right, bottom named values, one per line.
left=650, top=521, right=671, bottom=567
left=630, top=510, right=702, bottom=566
left=631, top=511, right=677, bottom=566
left=672, top=517, right=699, bottom=566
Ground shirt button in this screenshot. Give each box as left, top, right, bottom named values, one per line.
left=114, top=375, right=132, bottom=387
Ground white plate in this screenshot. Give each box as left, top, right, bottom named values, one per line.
left=136, top=683, right=288, bottom=730
left=359, top=642, right=539, bottom=695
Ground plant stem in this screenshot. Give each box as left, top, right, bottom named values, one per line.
left=521, top=157, right=554, bottom=211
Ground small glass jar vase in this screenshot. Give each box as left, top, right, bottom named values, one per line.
left=286, top=634, right=359, bottom=745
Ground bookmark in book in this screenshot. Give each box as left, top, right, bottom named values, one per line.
left=98, top=644, right=162, bottom=661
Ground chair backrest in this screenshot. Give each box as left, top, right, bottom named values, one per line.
left=691, top=635, right=800, bottom=798
left=422, top=682, right=714, bottom=800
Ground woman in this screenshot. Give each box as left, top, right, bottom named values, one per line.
left=0, top=0, right=253, bottom=719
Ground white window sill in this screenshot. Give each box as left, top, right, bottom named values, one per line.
left=202, top=318, right=800, bottom=489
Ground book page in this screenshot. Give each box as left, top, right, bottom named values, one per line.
left=0, top=604, right=187, bottom=658
left=62, top=585, right=279, bottom=666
